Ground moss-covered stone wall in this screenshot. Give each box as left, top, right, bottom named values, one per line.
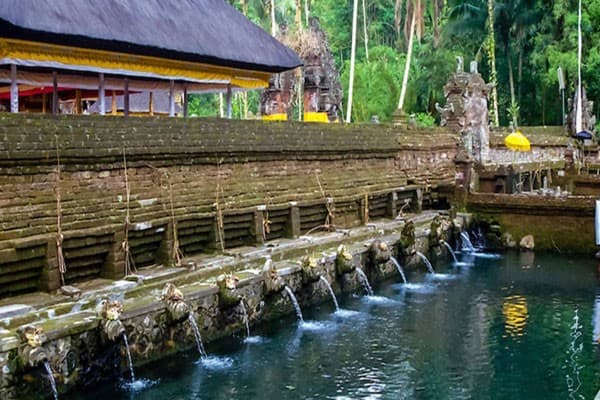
left=0, top=114, right=458, bottom=296
left=467, top=193, right=595, bottom=254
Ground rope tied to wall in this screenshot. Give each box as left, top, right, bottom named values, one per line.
left=311, top=171, right=336, bottom=233
left=166, top=172, right=184, bottom=266
left=55, top=138, right=66, bottom=286
left=122, top=148, right=136, bottom=276
left=214, top=160, right=226, bottom=253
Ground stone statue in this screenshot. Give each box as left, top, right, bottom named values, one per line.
left=335, top=244, right=355, bottom=275
left=216, top=273, right=242, bottom=308
left=17, top=325, right=48, bottom=367
left=435, top=57, right=491, bottom=164
left=367, top=240, right=391, bottom=267
left=160, top=282, right=190, bottom=323
left=96, top=299, right=126, bottom=342
left=567, top=86, right=596, bottom=135
left=399, top=221, right=416, bottom=257
left=300, top=255, right=323, bottom=284
left=262, top=257, right=286, bottom=295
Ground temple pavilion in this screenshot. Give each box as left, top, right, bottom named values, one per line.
left=0, top=0, right=302, bottom=116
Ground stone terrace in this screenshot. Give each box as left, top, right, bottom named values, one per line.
left=0, top=114, right=459, bottom=298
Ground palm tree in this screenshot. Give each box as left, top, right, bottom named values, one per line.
left=346, top=0, right=359, bottom=122
left=495, top=0, right=537, bottom=111
left=395, top=0, right=443, bottom=113
left=486, top=0, right=500, bottom=126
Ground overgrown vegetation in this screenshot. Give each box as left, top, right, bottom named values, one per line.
left=189, top=0, right=598, bottom=126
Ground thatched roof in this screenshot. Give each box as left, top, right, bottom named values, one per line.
left=0, top=0, right=302, bottom=74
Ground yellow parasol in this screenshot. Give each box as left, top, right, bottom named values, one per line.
left=504, top=130, right=531, bottom=152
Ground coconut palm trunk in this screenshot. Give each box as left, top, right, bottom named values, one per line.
left=487, top=0, right=500, bottom=127
left=362, top=0, right=369, bottom=63
left=270, top=0, right=276, bottom=36
left=346, top=0, right=359, bottom=123
left=397, top=11, right=416, bottom=112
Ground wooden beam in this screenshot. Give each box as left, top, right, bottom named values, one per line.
left=111, top=90, right=117, bottom=115
left=75, top=89, right=82, bottom=114
left=169, top=80, right=175, bottom=117
left=99, top=73, right=105, bottom=115
left=52, top=71, right=58, bottom=115
left=10, top=64, right=18, bottom=113
left=123, top=78, right=129, bottom=117
left=149, top=91, right=154, bottom=116
left=226, top=85, right=232, bottom=119
left=183, top=85, right=188, bottom=118
left=42, top=92, right=47, bottom=114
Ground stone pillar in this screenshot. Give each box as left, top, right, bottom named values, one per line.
left=287, top=202, right=301, bottom=238
left=387, top=192, right=398, bottom=219
left=453, top=159, right=473, bottom=209
left=253, top=207, right=266, bottom=245
left=413, top=188, right=423, bottom=213
left=156, top=222, right=174, bottom=266
left=103, top=230, right=126, bottom=280
left=359, top=195, right=369, bottom=224
left=41, top=238, right=61, bottom=291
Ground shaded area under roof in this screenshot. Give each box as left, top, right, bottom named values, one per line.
left=0, top=0, right=302, bottom=74
left=88, top=92, right=183, bottom=115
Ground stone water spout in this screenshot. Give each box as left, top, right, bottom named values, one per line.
left=217, top=273, right=242, bottom=308
left=300, top=255, right=323, bottom=284
left=160, top=282, right=190, bottom=323
left=428, top=216, right=444, bottom=248
left=262, top=257, right=286, bottom=295
left=96, top=299, right=126, bottom=342
left=16, top=325, right=48, bottom=367
left=335, top=245, right=355, bottom=275
left=399, top=221, right=417, bottom=258
left=367, top=239, right=391, bottom=267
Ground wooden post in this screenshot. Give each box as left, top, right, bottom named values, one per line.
left=111, top=90, right=117, bottom=115
left=42, top=92, right=47, bottom=114
left=148, top=91, right=154, bottom=116
left=10, top=64, right=18, bottom=113
left=99, top=73, right=106, bottom=115
left=169, top=80, right=175, bottom=117
left=75, top=89, right=82, bottom=114
left=226, top=85, right=233, bottom=119
left=123, top=78, right=130, bottom=117
left=183, top=85, right=188, bottom=118
left=52, top=71, right=58, bottom=115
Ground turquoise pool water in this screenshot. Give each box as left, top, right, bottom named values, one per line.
left=68, top=251, right=600, bottom=399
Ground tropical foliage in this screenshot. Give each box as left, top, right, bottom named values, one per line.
left=189, top=0, right=600, bottom=127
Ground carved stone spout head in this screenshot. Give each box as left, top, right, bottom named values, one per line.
left=17, top=325, right=48, bottom=367
left=217, top=273, right=242, bottom=308
left=96, top=299, right=126, bottom=342
left=335, top=245, right=355, bottom=275
left=160, top=282, right=190, bottom=323
left=400, top=221, right=417, bottom=257
left=368, top=240, right=391, bottom=266
left=300, top=255, right=322, bottom=284
left=428, top=215, right=444, bottom=248
left=262, top=258, right=286, bottom=295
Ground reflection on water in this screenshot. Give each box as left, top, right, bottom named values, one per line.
left=66, top=251, right=600, bottom=400
left=502, top=294, right=528, bottom=338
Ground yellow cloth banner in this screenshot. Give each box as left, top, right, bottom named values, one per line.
left=262, top=113, right=288, bottom=121
left=303, top=112, right=329, bottom=123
